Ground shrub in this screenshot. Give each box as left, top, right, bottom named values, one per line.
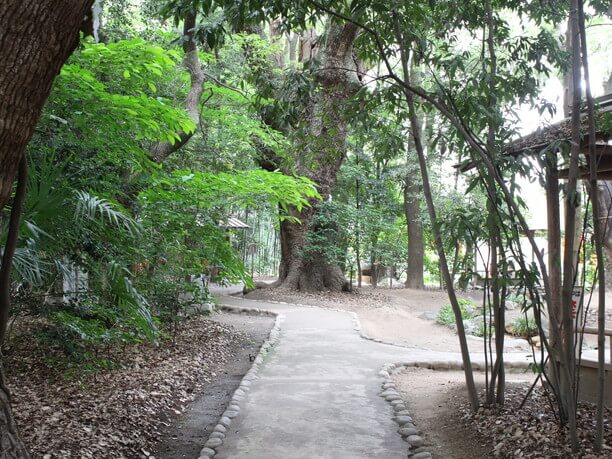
left=509, top=316, right=539, bottom=338
left=436, top=298, right=478, bottom=326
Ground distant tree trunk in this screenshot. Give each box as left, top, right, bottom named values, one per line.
left=356, top=153, right=362, bottom=288
left=0, top=2, right=95, bottom=456
left=404, top=173, right=424, bottom=289
left=275, top=21, right=359, bottom=292
left=403, top=64, right=425, bottom=290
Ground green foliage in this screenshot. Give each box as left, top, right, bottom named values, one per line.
left=436, top=299, right=478, bottom=326
left=4, top=32, right=321, bottom=369
left=509, top=316, right=539, bottom=338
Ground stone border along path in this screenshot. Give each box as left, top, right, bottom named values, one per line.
left=197, top=295, right=534, bottom=459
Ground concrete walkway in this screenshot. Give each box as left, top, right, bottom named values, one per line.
left=212, top=295, right=533, bottom=459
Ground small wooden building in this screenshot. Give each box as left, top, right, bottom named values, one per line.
left=459, top=93, right=612, bottom=407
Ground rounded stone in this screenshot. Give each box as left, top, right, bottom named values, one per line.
left=407, top=435, right=424, bottom=447
left=412, top=452, right=432, bottom=459
left=395, top=415, right=414, bottom=425
left=393, top=404, right=407, bottom=412
left=228, top=405, right=240, bottom=412
left=219, top=416, right=232, bottom=427
left=399, top=427, right=419, bottom=436
left=414, top=361, right=431, bottom=369
left=432, top=362, right=450, bottom=370
left=395, top=410, right=411, bottom=416
left=199, top=447, right=216, bottom=458
left=413, top=447, right=429, bottom=453
left=205, top=438, right=223, bottom=448
left=391, top=400, right=405, bottom=406
left=213, top=425, right=226, bottom=433
left=224, top=410, right=239, bottom=418
left=209, top=432, right=225, bottom=440
left=385, top=394, right=401, bottom=401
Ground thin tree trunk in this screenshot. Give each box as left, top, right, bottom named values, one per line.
left=483, top=0, right=504, bottom=405
left=356, top=153, right=362, bottom=288
left=576, top=0, right=606, bottom=450
left=0, top=158, right=29, bottom=458
left=392, top=14, right=478, bottom=409
left=404, top=149, right=424, bottom=289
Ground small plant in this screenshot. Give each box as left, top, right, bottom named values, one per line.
left=508, top=316, right=539, bottom=338
left=436, top=298, right=478, bottom=326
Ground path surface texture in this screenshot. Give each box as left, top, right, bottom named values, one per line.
left=212, top=295, right=531, bottom=459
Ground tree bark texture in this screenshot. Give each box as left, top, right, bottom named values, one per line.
left=275, top=21, right=359, bottom=292
left=403, top=62, right=425, bottom=289
left=0, top=0, right=94, bottom=211
left=404, top=172, right=424, bottom=289
left=0, top=361, right=28, bottom=458
left=0, top=3, right=94, bottom=456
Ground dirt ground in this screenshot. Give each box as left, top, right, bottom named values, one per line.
left=246, top=285, right=533, bottom=353
left=245, top=283, right=611, bottom=457
left=392, top=368, right=536, bottom=458
left=5, top=311, right=273, bottom=458
left=154, top=313, right=273, bottom=458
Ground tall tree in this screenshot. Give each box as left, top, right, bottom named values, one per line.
left=403, top=65, right=425, bottom=290
left=275, top=21, right=359, bottom=291
left=0, top=2, right=95, bottom=456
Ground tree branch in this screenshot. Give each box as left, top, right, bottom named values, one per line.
left=150, top=12, right=205, bottom=163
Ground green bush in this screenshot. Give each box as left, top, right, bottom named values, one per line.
left=436, top=298, right=478, bottom=326
left=509, top=316, right=538, bottom=338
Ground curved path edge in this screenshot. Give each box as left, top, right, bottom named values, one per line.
left=196, top=295, right=535, bottom=459
left=197, top=304, right=284, bottom=459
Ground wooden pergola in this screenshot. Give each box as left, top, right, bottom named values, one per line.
left=460, top=93, right=612, bottom=406
left=504, top=93, right=612, bottom=178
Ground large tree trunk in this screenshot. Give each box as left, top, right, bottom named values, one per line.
left=0, top=2, right=94, bottom=456
left=275, top=21, right=359, bottom=292
left=404, top=172, right=424, bottom=289
left=0, top=0, right=93, bottom=210
left=403, top=63, right=425, bottom=290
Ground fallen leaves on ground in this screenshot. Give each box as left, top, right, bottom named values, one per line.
left=5, top=316, right=246, bottom=458
left=463, top=385, right=612, bottom=458
left=245, top=287, right=393, bottom=310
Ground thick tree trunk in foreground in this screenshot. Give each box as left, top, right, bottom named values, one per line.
left=0, top=1, right=93, bottom=210
left=276, top=21, right=359, bottom=292
left=278, top=206, right=348, bottom=291
left=0, top=2, right=94, bottom=456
